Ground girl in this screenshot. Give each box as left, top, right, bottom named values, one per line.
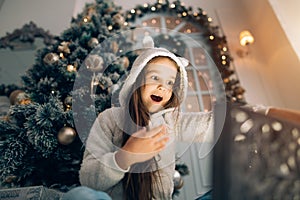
left=77, top=37, right=214, bottom=200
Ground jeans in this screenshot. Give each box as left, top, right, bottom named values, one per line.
left=61, top=186, right=112, bottom=200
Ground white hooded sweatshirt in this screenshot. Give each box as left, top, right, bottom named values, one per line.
left=79, top=37, right=214, bottom=199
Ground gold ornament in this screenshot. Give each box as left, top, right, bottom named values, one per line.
left=67, top=64, right=76, bottom=72
left=85, top=54, right=104, bottom=72
left=43, top=53, right=59, bottom=65
left=64, top=96, right=72, bottom=109
left=4, top=175, right=17, bottom=183
left=112, top=13, right=125, bottom=27
left=58, top=127, right=77, bottom=145
left=111, top=41, right=119, bottom=54
left=88, top=37, right=99, bottom=48
left=120, top=56, right=130, bottom=69
left=9, top=90, right=31, bottom=105
left=173, top=170, right=184, bottom=189
left=58, top=41, right=71, bottom=54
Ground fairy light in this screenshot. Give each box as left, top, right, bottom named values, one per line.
left=142, top=22, right=147, bottom=26
left=175, top=19, right=180, bottom=24
left=209, top=35, right=214, bottom=40
left=130, top=9, right=135, bottom=14
left=223, top=47, right=227, bottom=51
left=221, top=55, right=226, bottom=60
left=182, top=12, right=187, bottom=17
left=59, top=53, right=64, bottom=58
left=222, top=60, right=227, bottom=65
left=151, top=6, right=156, bottom=11
left=208, top=17, right=212, bottom=22
left=143, top=3, right=148, bottom=8
left=151, top=19, right=157, bottom=24
left=170, top=3, right=175, bottom=8
left=223, top=78, right=229, bottom=83
left=108, top=25, right=113, bottom=30
left=186, top=29, right=191, bottom=33
left=193, top=12, right=198, bottom=17
left=124, top=22, right=128, bottom=26
left=83, top=17, right=88, bottom=23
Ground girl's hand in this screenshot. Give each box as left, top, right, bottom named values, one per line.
left=115, top=125, right=169, bottom=170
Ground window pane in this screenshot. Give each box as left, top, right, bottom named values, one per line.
left=197, top=70, right=211, bottom=91
left=185, top=95, right=200, bottom=112
left=187, top=69, right=196, bottom=92
left=202, top=94, right=212, bottom=112
left=192, top=48, right=207, bottom=66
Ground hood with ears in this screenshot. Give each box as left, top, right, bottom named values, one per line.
left=118, top=36, right=189, bottom=107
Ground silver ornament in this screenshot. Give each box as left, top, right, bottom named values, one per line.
left=64, top=96, right=72, bottom=108
left=58, top=127, right=77, bottom=145
left=85, top=54, right=104, bottom=72
left=88, top=37, right=99, bottom=48
left=112, top=13, right=125, bottom=26
left=173, top=170, right=184, bottom=189
left=43, top=53, right=59, bottom=65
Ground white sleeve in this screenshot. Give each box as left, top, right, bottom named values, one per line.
left=174, top=111, right=213, bottom=143
left=79, top=108, right=128, bottom=191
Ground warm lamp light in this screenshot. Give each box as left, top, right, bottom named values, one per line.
left=239, top=30, right=254, bottom=46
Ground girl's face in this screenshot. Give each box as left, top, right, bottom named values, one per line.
left=141, top=57, right=178, bottom=113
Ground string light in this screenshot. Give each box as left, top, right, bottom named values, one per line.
left=151, top=6, right=156, bottom=11
left=130, top=9, right=135, bottom=14
left=59, top=53, right=64, bottom=58
left=108, top=25, right=113, bottom=30
left=170, top=4, right=176, bottom=8
left=182, top=12, right=187, bottom=17
left=186, top=29, right=191, bottom=33
left=221, top=55, right=226, bottom=60
left=83, top=17, right=88, bottom=23
left=223, top=78, right=229, bottom=83
left=223, top=47, right=227, bottom=51
left=208, top=17, right=212, bottom=22
left=143, top=3, right=148, bottom=8
left=209, top=35, right=214, bottom=40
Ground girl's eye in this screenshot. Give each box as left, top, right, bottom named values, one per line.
left=151, top=76, right=159, bottom=81
left=167, top=80, right=174, bottom=85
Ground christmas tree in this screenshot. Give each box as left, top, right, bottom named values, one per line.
left=0, top=0, right=135, bottom=191
left=0, top=0, right=244, bottom=195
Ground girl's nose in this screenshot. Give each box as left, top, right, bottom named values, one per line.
left=158, top=84, right=167, bottom=91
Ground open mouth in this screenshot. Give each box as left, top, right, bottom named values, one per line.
left=151, top=95, right=163, bottom=102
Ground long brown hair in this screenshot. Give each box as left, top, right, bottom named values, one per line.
left=122, top=56, right=180, bottom=199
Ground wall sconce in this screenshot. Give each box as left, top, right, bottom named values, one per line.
left=239, top=30, right=254, bottom=46
left=237, top=30, right=255, bottom=58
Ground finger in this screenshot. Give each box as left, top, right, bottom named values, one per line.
left=154, top=140, right=168, bottom=152
left=155, top=136, right=169, bottom=145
